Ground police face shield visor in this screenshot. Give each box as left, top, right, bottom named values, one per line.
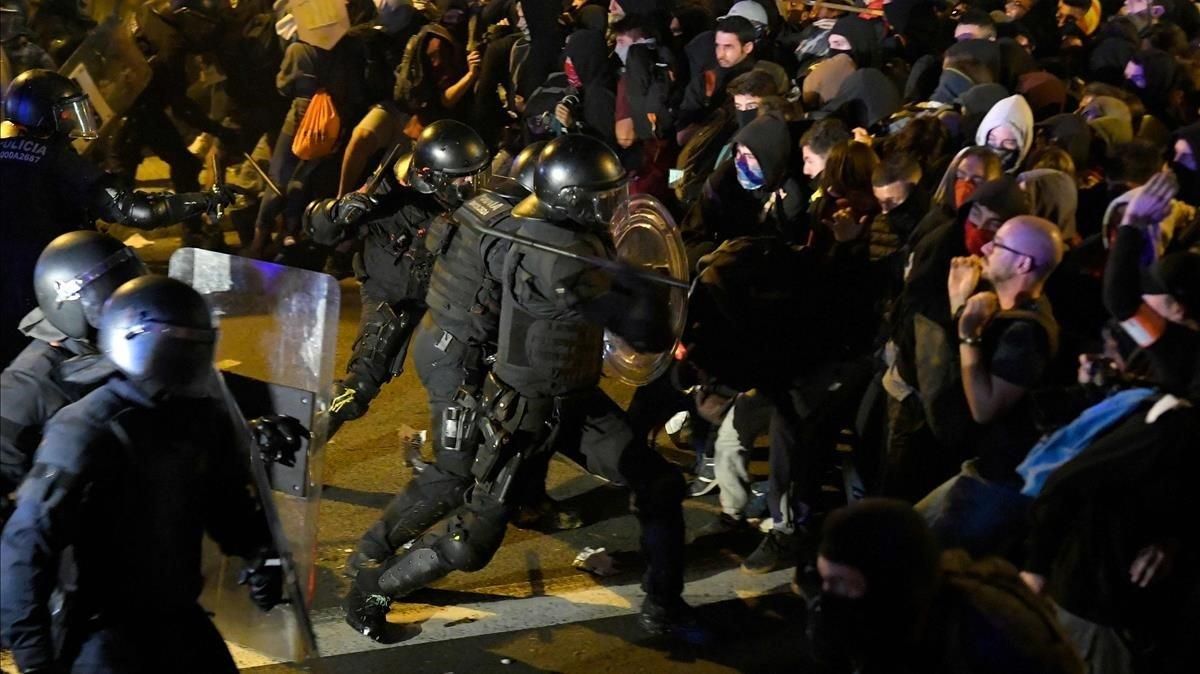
left=104, top=321, right=219, bottom=399
left=412, top=166, right=491, bottom=204
left=585, top=182, right=630, bottom=224
left=55, top=94, right=99, bottom=140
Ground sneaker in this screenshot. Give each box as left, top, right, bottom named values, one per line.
left=513, top=497, right=584, bottom=532
left=638, top=596, right=712, bottom=644
left=343, top=584, right=391, bottom=642
left=741, top=529, right=798, bottom=575
left=687, top=458, right=718, bottom=497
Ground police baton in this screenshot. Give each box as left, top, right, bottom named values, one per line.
left=457, top=219, right=691, bottom=290
left=242, top=152, right=284, bottom=198
left=364, top=141, right=408, bottom=197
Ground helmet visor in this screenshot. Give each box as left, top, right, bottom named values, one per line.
left=55, top=94, right=99, bottom=140
left=587, top=182, right=630, bottom=225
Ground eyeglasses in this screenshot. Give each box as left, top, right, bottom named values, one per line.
left=987, top=239, right=1039, bottom=268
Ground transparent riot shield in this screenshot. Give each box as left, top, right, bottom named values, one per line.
left=169, top=248, right=340, bottom=662
left=57, top=14, right=151, bottom=153
left=602, top=195, right=690, bottom=386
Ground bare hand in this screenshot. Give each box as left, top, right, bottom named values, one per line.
left=1020, top=571, right=1046, bottom=595
left=1122, top=171, right=1178, bottom=226
left=852, top=128, right=873, bottom=146
left=829, top=207, right=868, bottom=242
left=467, top=50, right=482, bottom=74
left=555, top=102, right=573, bottom=128
left=1129, top=544, right=1172, bottom=588
left=948, top=256, right=983, bottom=313
left=959, top=291, right=999, bottom=339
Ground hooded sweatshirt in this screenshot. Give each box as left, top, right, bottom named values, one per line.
left=829, top=15, right=882, bottom=70
left=1019, top=168, right=1079, bottom=241
left=823, top=68, right=901, bottom=129
left=1173, top=123, right=1200, bottom=206
left=976, top=95, right=1035, bottom=173
left=957, top=83, right=1010, bottom=141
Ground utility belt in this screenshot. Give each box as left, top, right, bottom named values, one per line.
left=444, top=371, right=587, bottom=503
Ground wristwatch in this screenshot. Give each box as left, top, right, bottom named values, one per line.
left=959, top=333, right=984, bottom=347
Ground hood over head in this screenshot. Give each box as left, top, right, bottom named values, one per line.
left=1018, top=168, right=1079, bottom=239
left=732, top=112, right=792, bottom=191
left=823, top=68, right=901, bottom=129
left=975, top=94, right=1035, bottom=172
left=829, top=15, right=881, bottom=69
left=564, top=28, right=609, bottom=87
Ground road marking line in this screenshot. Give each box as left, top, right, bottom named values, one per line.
left=228, top=567, right=793, bottom=665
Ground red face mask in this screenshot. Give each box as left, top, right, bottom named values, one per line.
left=954, top=179, right=976, bottom=209
left=963, top=219, right=995, bottom=256
left=565, top=59, right=583, bottom=89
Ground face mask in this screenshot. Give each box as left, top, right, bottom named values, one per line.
left=1126, top=10, right=1153, bottom=33
left=615, top=43, right=631, bottom=64
left=806, top=592, right=869, bottom=667
left=992, top=146, right=1019, bottom=171
left=736, top=108, right=758, bottom=128
left=964, top=218, right=995, bottom=256
left=735, top=155, right=766, bottom=191
left=954, top=179, right=977, bottom=208
left=565, top=60, right=583, bottom=88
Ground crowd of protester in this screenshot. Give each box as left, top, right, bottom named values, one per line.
left=3, top=0, right=1200, bottom=671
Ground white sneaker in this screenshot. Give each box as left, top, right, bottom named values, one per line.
left=664, top=411, right=689, bottom=435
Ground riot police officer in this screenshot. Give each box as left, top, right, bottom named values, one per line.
left=345, top=135, right=698, bottom=641
left=307, top=119, right=491, bottom=438
left=0, top=69, right=232, bottom=365
left=343, top=141, right=546, bottom=574
left=0, top=231, right=147, bottom=521
left=0, top=276, right=288, bottom=673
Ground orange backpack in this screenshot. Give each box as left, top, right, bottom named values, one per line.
left=291, top=90, right=340, bottom=160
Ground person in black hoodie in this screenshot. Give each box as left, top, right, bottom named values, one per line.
left=1171, top=122, right=1200, bottom=205
left=555, top=28, right=617, bottom=146
left=1124, top=48, right=1194, bottom=129
left=680, top=112, right=803, bottom=266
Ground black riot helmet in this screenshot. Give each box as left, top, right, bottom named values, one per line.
left=508, top=140, right=547, bottom=194
left=403, top=119, right=491, bottom=207
left=3, top=69, right=99, bottom=139
left=515, top=134, right=628, bottom=225
left=98, top=276, right=218, bottom=400
left=34, top=231, right=149, bottom=340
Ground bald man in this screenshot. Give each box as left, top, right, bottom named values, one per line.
left=915, top=215, right=1064, bottom=556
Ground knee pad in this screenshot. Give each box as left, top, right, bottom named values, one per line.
left=376, top=547, right=448, bottom=599
left=435, top=509, right=508, bottom=572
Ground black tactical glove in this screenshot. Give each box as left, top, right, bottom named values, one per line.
left=204, top=184, right=243, bottom=217
left=609, top=264, right=675, bottom=353
left=248, top=415, right=309, bottom=467
left=238, top=554, right=285, bottom=612
left=332, top=192, right=378, bottom=231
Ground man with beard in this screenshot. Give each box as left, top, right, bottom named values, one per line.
left=676, top=15, right=758, bottom=141
left=808, top=498, right=1084, bottom=674
left=915, top=215, right=1064, bottom=558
